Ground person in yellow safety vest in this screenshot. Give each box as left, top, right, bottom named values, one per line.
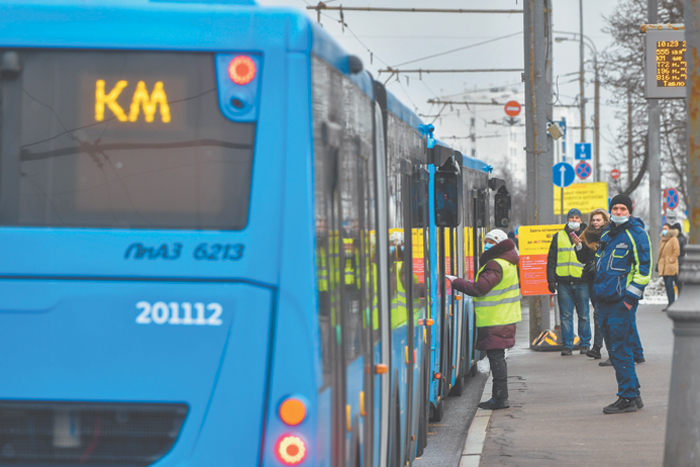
left=446, top=229, right=521, bottom=410
left=390, top=261, right=408, bottom=329
left=546, top=208, right=592, bottom=356
left=343, top=238, right=355, bottom=287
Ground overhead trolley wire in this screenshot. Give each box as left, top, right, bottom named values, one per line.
left=391, top=32, right=524, bottom=68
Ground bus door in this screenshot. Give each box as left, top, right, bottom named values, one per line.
left=399, top=161, right=416, bottom=464
left=338, top=129, right=375, bottom=466
left=371, top=101, right=391, bottom=467
left=411, top=165, right=431, bottom=456
left=357, top=140, right=378, bottom=467
left=472, top=187, right=489, bottom=362
left=434, top=156, right=462, bottom=402
left=319, top=129, right=346, bottom=467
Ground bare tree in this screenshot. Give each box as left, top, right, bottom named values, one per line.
left=599, top=0, right=687, bottom=207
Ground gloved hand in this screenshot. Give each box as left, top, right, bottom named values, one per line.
left=548, top=282, right=557, bottom=294
left=445, top=275, right=458, bottom=282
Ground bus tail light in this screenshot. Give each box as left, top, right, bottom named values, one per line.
left=276, top=435, right=307, bottom=465
left=228, top=55, right=256, bottom=85
left=279, top=398, right=306, bottom=426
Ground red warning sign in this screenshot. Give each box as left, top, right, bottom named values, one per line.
left=504, top=100, right=521, bottom=117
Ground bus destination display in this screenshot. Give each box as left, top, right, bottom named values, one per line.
left=656, top=40, right=687, bottom=88
left=645, top=28, right=686, bottom=99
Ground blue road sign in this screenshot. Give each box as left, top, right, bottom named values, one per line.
left=553, top=162, right=575, bottom=188
left=667, top=187, right=679, bottom=210
left=574, top=142, right=592, bottom=160
left=575, top=161, right=592, bottom=179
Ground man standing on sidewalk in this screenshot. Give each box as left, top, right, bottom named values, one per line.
left=546, top=208, right=592, bottom=356
left=594, top=194, right=651, bottom=414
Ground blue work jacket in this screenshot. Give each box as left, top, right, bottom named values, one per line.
left=593, top=217, right=652, bottom=304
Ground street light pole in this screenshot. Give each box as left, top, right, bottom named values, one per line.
left=594, top=56, right=600, bottom=182
left=579, top=0, right=585, bottom=144
left=555, top=34, right=599, bottom=181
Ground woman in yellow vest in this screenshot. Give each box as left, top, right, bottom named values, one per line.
left=446, top=229, right=522, bottom=410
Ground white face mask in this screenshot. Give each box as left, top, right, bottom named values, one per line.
left=568, top=221, right=580, bottom=231
left=611, top=215, right=629, bottom=225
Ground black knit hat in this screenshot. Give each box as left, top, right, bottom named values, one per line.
left=610, top=194, right=633, bottom=214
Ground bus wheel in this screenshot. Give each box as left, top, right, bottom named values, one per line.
left=449, top=374, right=464, bottom=397
left=429, top=399, right=444, bottom=422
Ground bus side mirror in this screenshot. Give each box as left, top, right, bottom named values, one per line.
left=494, top=186, right=511, bottom=228
left=434, top=157, right=462, bottom=227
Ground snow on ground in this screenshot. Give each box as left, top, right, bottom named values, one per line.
left=640, top=277, right=671, bottom=305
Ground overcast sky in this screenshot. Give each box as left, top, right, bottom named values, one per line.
left=256, top=0, right=621, bottom=172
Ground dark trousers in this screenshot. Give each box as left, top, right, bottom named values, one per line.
left=588, top=282, right=603, bottom=349
left=663, top=275, right=677, bottom=305
left=487, top=349, right=508, bottom=400
left=599, top=300, right=641, bottom=399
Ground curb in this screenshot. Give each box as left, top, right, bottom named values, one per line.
left=459, top=376, right=492, bottom=467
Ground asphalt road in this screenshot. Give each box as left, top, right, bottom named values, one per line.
left=413, top=364, right=488, bottom=467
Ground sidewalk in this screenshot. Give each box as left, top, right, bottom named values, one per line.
left=478, top=303, right=672, bottom=467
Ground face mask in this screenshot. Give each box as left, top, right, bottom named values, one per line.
left=568, top=221, right=580, bottom=231
left=662, top=230, right=668, bottom=236
left=484, top=243, right=494, bottom=251
left=611, top=215, right=629, bottom=225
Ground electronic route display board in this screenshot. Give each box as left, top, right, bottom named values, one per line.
left=645, top=28, right=687, bottom=99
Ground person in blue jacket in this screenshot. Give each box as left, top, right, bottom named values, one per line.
left=594, top=194, right=652, bottom=414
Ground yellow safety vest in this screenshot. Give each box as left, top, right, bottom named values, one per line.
left=343, top=238, right=356, bottom=287
left=316, top=245, right=328, bottom=292
left=474, top=258, right=522, bottom=328
left=555, top=231, right=584, bottom=278
left=391, top=262, right=408, bottom=329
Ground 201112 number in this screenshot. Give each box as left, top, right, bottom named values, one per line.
left=135, top=301, right=223, bottom=326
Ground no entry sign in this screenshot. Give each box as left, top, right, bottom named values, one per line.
left=504, top=101, right=521, bottom=117
left=611, top=168, right=621, bottom=180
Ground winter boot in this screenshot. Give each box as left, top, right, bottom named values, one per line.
left=478, top=397, right=510, bottom=410
left=586, top=345, right=602, bottom=359
left=603, top=397, right=638, bottom=414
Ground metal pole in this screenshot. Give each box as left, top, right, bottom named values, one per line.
left=687, top=0, right=700, bottom=243
left=628, top=89, right=634, bottom=185
left=648, top=0, right=662, bottom=266
left=579, top=0, right=585, bottom=143
left=594, top=59, right=600, bottom=182
left=524, top=0, right=554, bottom=345
left=664, top=247, right=700, bottom=465
left=663, top=3, right=700, bottom=463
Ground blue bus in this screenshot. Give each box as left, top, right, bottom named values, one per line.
left=0, top=1, right=509, bottom=466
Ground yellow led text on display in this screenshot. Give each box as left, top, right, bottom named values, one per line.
left=656, top=40, right=687, bottom=87
left=95, top=80, right=172, bottom=123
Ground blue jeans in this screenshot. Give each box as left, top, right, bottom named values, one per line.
left=558, top=283, right=592, bottom=349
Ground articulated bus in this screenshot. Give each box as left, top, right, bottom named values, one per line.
left=0, top=1, right=510, bottom=466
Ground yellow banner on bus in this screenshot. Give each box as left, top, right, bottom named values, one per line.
left=553, top=182, right=608, bottom=215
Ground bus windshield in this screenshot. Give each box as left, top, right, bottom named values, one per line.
left=0, top=50, right=255, bottom=230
